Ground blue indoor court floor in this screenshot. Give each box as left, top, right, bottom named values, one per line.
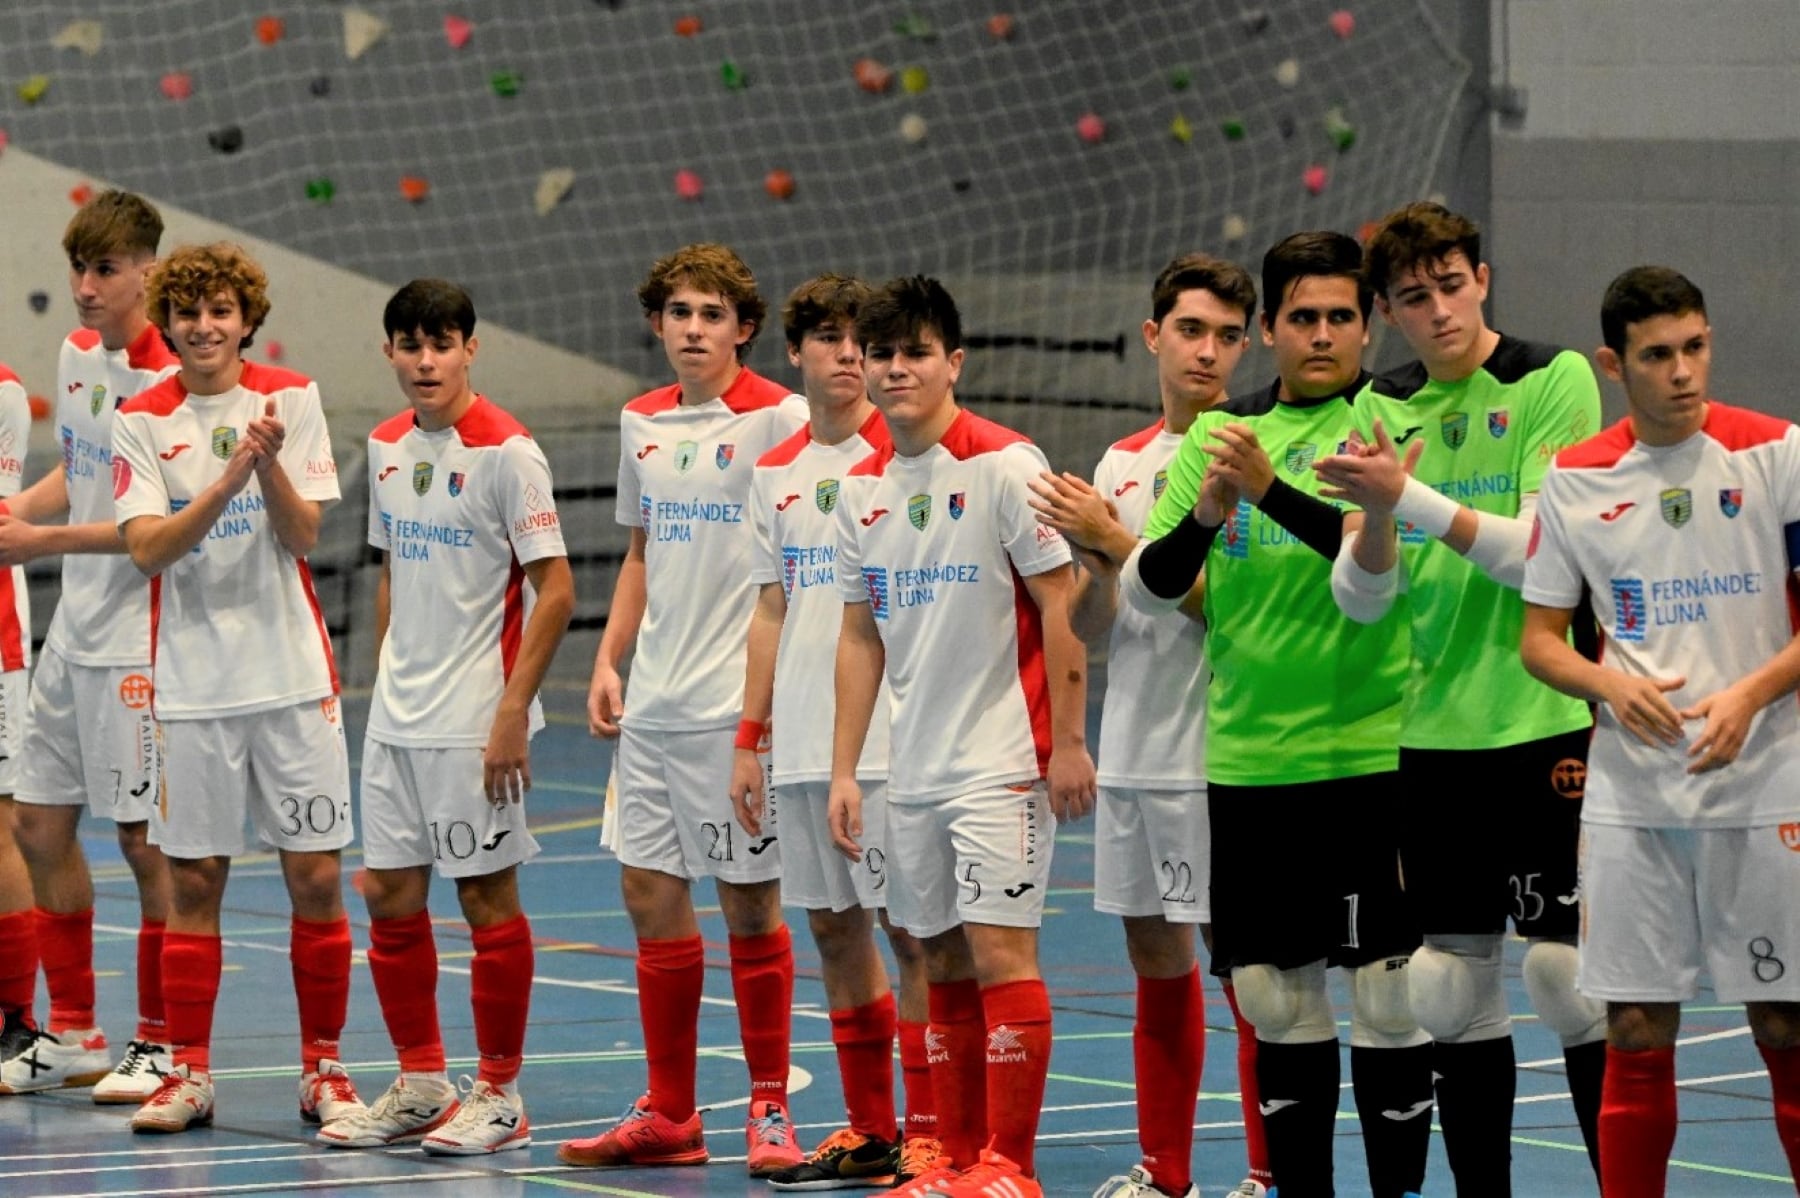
left=0, top=696, right=1792, bottom=1197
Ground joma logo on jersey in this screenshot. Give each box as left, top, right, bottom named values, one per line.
left=674, top=441, right=698, bottom=473
left=1219, top=500, right=1251, bottom=559
left=1441, top=412, right=1467, bottom=450
left=413, top=462, right=434, bottom=495
left=1659, top=487, right=1692, bottom=528
left=907, top=493, right=931, bottom=531
left=89, top=384, right=107, bottom=417
left=1283, top=443, right=1316, bottom=474
left=1611, top=578, right=1646, bottom=643
left=211, top=426, right=237, bottom=460
left=816, top=478, right=839, bottom=514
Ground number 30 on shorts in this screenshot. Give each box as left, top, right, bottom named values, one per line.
left=279, top=793, right=349, bottom=837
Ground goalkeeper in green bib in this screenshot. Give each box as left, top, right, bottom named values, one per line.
left=1303, top=203, right=1606, bottom=1193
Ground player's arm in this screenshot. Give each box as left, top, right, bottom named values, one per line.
left=484, top=554, right=576, bottom=802
left=730, top=581, right=786, bottom=835
left=373, top=554, right=392, bottom=661
left=1203, top=422, right=1347, bottom=560
left=3, top=469, right=70, bottom=523
left=1125, top=463, right=1233, bottom=618
left=588, top=526, right=646, bottom=738
left=1676, top=609, right=1800, bottom=775
left=828, top=599, right=884, bottom=860
left=1023, top=562, right=1097, bottom=822
left=1029, top=468, right=1135, bottom=644
left=0, top=469, right=122, bottom=564
left=1521, top=602, right=1684, bottom=747
left=122, top=436, right=260, bottom=576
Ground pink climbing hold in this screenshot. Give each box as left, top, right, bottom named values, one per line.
left=1076, top=112, right=1106, bottom=144
left=1303, top=164, right=1328, bottom=194
left=1329, top=10, right=1355, bottom=39
left=160, top=72, right=193, bottom=101
left=674, top=169, right=704, bottom=201
left=444, top=16, right=473, bottom=49
left=264, top=340, right=285, bottom=363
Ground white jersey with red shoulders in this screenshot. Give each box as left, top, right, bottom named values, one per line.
left=1524, top=402, right=1800, bottom=828
left=748, top=409, right=893, bottom=784
left=0, top=366, right=31, bottom=671
left=110, top=363, right=342, bottom=719
left=366, top=395, right=567, bottom=748
left=615, top=366, right=808, bottom=731
left=1092, top=421, right=1207, bottom=789
left=51, top=325, right=179, bottom=666
left=834, top=408, right=1072, bottom=804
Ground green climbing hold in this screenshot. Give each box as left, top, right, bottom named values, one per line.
left=1168, top=67, right=1191, bottom=91
left=1220, top=117, right=1246, bottom=141
left=490, top=71, right=521, bottom=97
left=305, top=178, right=335, bottom=204
left=721, top=60, right=746, bottom=89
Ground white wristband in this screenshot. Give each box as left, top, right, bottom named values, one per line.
left=1390, top=476, right=1460, bottom=538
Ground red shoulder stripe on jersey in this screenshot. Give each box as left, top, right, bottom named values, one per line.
left=0, top=364, right=19, bottom=388
left=1702, top=401, right=1792, bottom=452
left=126, top=323, right=178, bottom=371
left=1555, top=418, right=1636, bottom=470
left=857, top=406, right=892, bottom=452
left=454, top=395, right=532, bottom=448
left=848, top=442, right=895, bottom=477
left=119, top=374, right=188, bottom=416
left=757, top=424, right=813, bottom=469
left=239, top=361, right=314, bottom=394
left=719, top=367, right=796, bottom=414
left=1109, top=419, right=1166, bottom=453
left=66, top=328, right=102, bottom=352
left=624, top=382, right=681, bottom=416
left=369, top=409, right=415, bottom=444
left=939, top=408, right=1031, bottom=461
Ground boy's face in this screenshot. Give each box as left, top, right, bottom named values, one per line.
left=168, top=288, right=248, bottom=377
left=69, top=249, right=152, bottom=346
left=788, top=317, right=865, bottom=410
left=863, top=328, right=962, bottom=428
left=651, top=283, right=752, bottom=388
left=1144, top=287, right=1249, bottom=409
left=1262, top=274, right=1368, bottom=400
left=1378, top=250, right=1490, bottom=372
left=385, top=325, right=479, bottom=430
left=1599, top=309, right=1711, bottom=439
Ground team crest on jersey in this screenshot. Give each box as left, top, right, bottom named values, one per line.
left=1719, top=488, right=1743, bottom=518
left=815, top=478, right=839, bottom=514
left=210, top=426, right=237, bottom=460
left=413, top=461, right=434, bottom=495
left=89, top=384, right=108, bottom=417
left=1152, top=468, right=1168, bottom=500
left=1283, top=442, right=1316, bottom=474
left=674, top=440, right=698, bottom=473
left=1659, top=487, right=1692, bottom=528
left=1487, top=408, right=1510, bottom=439
left=716, top=443, right=735, bottom=470
left=448, top=471, right=465, bottom=497
left=1440, top=412, right=1467, bottom=450
left=949, top=491, right=966, bottom=520
left=908, top=493, right=931, bottom=531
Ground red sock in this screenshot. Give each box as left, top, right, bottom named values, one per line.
left=639, top=935, right=704, bottom=1122
left=290, top=916, right=351, bottom=1073
left=1224, top=982, right=1273, bottom=1185
left=368, top=910, right=445, bottom=1073
left=36, top=907, right=95, bottom=1032
left=1757, top=1042, right=1800, bottom=1183
left=1600, top=1045, right=1675, bottom=1197
left=729, top=926, right=795, bottom=1105
left=831, top=992, right=899, bottom=1140
left=0, top=909, right=38, bottom=1020
left=136, top=919, right=166, bottom=1042
left=471, top=915, right=533, bottom=1086
left=898, top=1019, right=940, bottom=1140
left=1135, top=970, right=1204, bottom=1194
left=981, top=979, right=1053, bottom=1174
left=162, top=932, right=221, bottom=1072
left=928, top=979, right=988, bottom=1168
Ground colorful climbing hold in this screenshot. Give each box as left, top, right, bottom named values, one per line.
left=1168, top=67, right=1192, bottom=91
left=490, top=71, right=522, bottom=97
left=893, top=14, right=936, bottom=40
left=986, top=14, right=1016, bottom=40
left=51, top=21, right=103, bottom=56
left=1325, top=107, right=1356, bottom=151
left=27, top=395, right=50, bottom=422
left=445, top=16, right=473, bottom=49
left=208, top=125, right=245, bottom=154
left=264, top=340, right=285, bottom=363
left=1274, top=58, right=1300, bottom=88
left=1222, top=213, right=1249, bottom=241
left=899, top=113, right=928, bottom=143
left=952, top=178, right=971, bottom=193
left=1076, top=112, right=1106, bottom=144
left=0, top=130, right=8, bottom=157
left=27, top=292, right=49, bottom=314
left=1241, top=9, right=1271, bottom=35
left=674, top=169, right=703, bottom=201
left=1329, top=10, right=1356, bottom=39
left=721, top=60, right=747, bottom=89
left=763, top=169, right=796, bottom=201
left=1278, top=114, right=1296, bottom=139
left=674, top=15, right=702, bottom=37
left=309, top=75, right=332, bottom=97
left=1303, top=164, right=1328, bottom=195
left=854, top=58, right=894, bottom=93
left=399, top=175, right=430, bottom=202
left=256, top=16, right=285, bottom=45
left=18, top=76, right=50, bottom=105
left=304, top=177, right=336, bottom=204
left=69, top=183, right=93, bottom=206
left=344, top=7, right=389, bottom=60
left=1169, top=114, right=1193, bottom=144
left=535, top=168, right=575, bottom=216
left=900, top=66, right=929, bottom=94
left=160, top=73, right=193, bottom=101
left=1220, top=117, right=1246, bottom=141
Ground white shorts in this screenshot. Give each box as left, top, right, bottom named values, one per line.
left=1092, top=784, right=1211, bottom=923
left=1579, top=820, right=1800, bottom=1003
left=16, top=650, right=157, bottom=820
left=779, top=779, right=890, bottom=913
left=360, top=739, right=541, bottom=878
left=0, top=668, right=29, bottom=797
left=151, top=698, right=354, bottom=859
left=885, top=782, right=1056, bottom=939
left=606, top=724, right=781, bottom=884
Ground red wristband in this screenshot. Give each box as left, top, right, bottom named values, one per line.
left=734, top=718, right=767, bottom=752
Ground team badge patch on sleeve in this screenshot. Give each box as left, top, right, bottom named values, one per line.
left=211, top=425, right=238, bottom=460
left=413, top=461, right=434, bottom=495
left=1719, top=488, right=1742, bottom=518
left=1659, top=487, right=1692, bottom=528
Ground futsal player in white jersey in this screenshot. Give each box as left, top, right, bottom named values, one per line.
left=109, top=243, right=362, bottom=1134
left=563, top=245, right=808, bottom=1174
left=831, top=276, right=1095, bottom=1198
left=1029, top=253, right=1267, bottom=1198
left=0, top=192, right=178, bottom=1103
left=0, top=361, right=38, bottom=1084
left=316, top=279, right=573, bottom=1155
left=1522, top=266, right=1800, bottom=1193
left=732, top=275, right=941, bottom=1190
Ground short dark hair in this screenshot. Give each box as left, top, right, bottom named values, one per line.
left=1151, top=253, right=1257, bottom=326
left=782, top=274, right=872, bottom=350
left=63, top=189, right=162, bottom=264
left=1261, top=231, right=1372, bottom=323
left=637, top=243, right=767, bottom=360
left=1600, top=266, right=1707, bottom=355
left=856, top=276, right=962, bottom=353
left=1362, top=201, right=1482, bottom=299
left=383, top=278, right=476, bottom=340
